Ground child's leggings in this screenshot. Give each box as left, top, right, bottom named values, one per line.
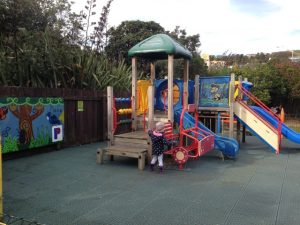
left=151, top=154, right=163, bottom=167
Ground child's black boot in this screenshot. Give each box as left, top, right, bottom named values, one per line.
left=150, top=164, right=154, bottom=171
left=159, top=166, right=163, bottom=173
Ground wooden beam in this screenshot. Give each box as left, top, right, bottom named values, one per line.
left=236, top=76, right=243, bottom=143
left=183, top=59, right=189, bottom=109
left=242, top=77, right=247, bottom=143
left=0, top=136, right=3, bottom=220
left=229, top=73, right=235, bottom=138
left=150, top=61, right=156, bottom=85
left=147, top=85, right=155, bottom=130
left=107, top=86, right=114, bottom=146
left=147, top=85, right=155, bottom=163
left=168, top=55, right=174, bottom=122
left=132, top=57, right=137, bottom=130
left=194, top=75, right=200, bottom=109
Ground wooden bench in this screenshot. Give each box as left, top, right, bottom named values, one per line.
left=97, top=137, right=148, bottom=170
left=97, top=146, right=147, bottom=170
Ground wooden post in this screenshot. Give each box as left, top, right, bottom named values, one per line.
left=238, top=76, right=243, bottom=100
left=236, top=76, right=243, bottom=143
left=229, top=73, right=235, bottom=138
left=132, top=57, right=137, bottom=130
left=242, top=126, right=246, bottom=143
left=138, top=153, right=146, bottom=170
left=168, top=55, right=174, bottom=123
left=150, top=61, right=156, bottom=85
left=183, top=59, right=189, bottom=109
left=168, top=55, right=174, bottom=122
left=242, top=77, right=247, bottom=143
left=194, top=75, right=200, bottom=109
left=107, top=86, right=114, bottom=146
left=236, top=120, right=241, bottom=144
left=0, top=136, right=3, bottom=220
left=147, top=86, right=155, bottom=130
left=147, top=85, right=155, bottom=163
left=97, top=148, right=105, bottom=164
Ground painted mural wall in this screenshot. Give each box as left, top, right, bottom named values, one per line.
left=0, top=97, right=64, bottom=154
left=199, top=76, right=230, bottom=108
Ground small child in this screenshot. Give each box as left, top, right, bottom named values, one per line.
left=148, top=122, right=173, bottom=173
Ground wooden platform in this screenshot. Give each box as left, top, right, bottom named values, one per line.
left=97, top=131, right=149, bottom=170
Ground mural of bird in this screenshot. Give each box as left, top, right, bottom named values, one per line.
left=0, top=106, right=8, bottom=120
left=46, top=112, right=61, bottom=125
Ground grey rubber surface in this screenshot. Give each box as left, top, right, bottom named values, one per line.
left=3, top=136, right=300, bottom=225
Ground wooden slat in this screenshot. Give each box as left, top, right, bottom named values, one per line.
left=104, top=145, right=147, bottom=154
left=114, top=137, right=148, bottom=145
left=114, top=131, right=147, bottom=140
left=104, top=151, right=143, bottom=159
left=113, top=141, right=148, bottom=149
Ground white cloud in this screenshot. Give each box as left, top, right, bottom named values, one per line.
left=72, top=0, right=300, bottom=55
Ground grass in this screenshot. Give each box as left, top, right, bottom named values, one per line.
left=284, top=119, right=300, bottom=132
left=3, top=136, right=18, bottom=154
left=29, top=128, right=50, bottom=148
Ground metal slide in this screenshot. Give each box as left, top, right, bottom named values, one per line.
left=233, top=101, right=281, bottom=153
left=252, top=106, right=300, bottom=144
left=174, top=109, right=239, bottom=158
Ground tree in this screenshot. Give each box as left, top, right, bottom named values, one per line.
left=93, top=0, right=113, bottom=51
left=274, top=61, right=300, bottom=100
left=166, top=26, right=200, bottom=55
left=9, top=103, right=44, bottom=147
left=166, top=26, right=207, bottom=78
left=189, top=56, right=208, bottom=78
left=0, top=0, right=132, bottom=90
left=105, top=20, right=165, bottom=62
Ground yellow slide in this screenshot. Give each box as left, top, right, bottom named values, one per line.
left=136, top=80, right=150, bottom=115
left=136, top=80, right=182, bottom=115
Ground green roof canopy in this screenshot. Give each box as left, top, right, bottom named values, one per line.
left=128, top=34, right=192, bottom=60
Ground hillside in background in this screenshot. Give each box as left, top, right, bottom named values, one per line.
left=208, top=50, right=300, bottom=66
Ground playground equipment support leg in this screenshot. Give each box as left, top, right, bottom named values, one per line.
left=131, top=57, right=137, bottom=130
left=242, top=125, right=246, bottom=143
left=167, top=55, right=174, bottom=123
left=107, top=86, right=114, bottom=146
left=0, top=136, right=3, bottom=220
left=217, top=112, right=221, bottom=134
left=229, top=73, right=235, bottom=138
left=237, top=120, right=241, bottom=144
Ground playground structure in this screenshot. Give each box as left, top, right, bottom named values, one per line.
left=98, top=33, right=300, bottom=170
left=98, top=34, right=235, bottom=169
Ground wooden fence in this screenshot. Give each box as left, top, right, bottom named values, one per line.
left=0, top=87, right=107, bottom=149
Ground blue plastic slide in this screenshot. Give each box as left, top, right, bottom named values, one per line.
left=252, top=106, right=300, bottom=144
left=174, top=108, right=239, bottom=157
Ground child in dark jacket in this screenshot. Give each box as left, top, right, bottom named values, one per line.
left=148, top=122, right=173, bottom=173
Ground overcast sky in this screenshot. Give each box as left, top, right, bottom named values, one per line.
left=72, top=0, right=300, bottom=55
